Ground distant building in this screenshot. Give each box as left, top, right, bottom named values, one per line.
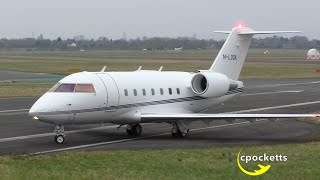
left=67, top=43, right=77, bottom=48
left=306, top=49, right=320, bottom=60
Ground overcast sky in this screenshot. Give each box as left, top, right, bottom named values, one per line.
left=0, top=0, right=319, bottom=40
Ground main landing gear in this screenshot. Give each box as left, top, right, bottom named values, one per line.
left=171, top=122, right=189, bottom=138
left=54, top=124, right=65, bottom=144
left=126, top=124, right=142, bottom=136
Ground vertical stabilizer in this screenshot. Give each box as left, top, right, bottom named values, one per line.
left=209, top=26, right=299, bottom=80
left=209, top=27, right=253, bottom=80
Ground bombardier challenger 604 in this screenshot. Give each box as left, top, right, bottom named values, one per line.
left=29, top=25, right=318, bottom=144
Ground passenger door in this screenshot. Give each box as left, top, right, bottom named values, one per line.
left=96, top=73, right=119, bottom=111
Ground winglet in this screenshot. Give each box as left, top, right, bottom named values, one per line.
left=137, top=66, right=142, bottom=71
left=158, top=66, right=163, bottom=71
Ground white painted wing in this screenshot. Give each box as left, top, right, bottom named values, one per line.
left=141, top=113, right=319, bottom=123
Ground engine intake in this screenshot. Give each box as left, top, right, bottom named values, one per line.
left=191, top=72, right=231, bottom=98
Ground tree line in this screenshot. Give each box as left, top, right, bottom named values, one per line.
left=0, top=35, right=319, bottom=50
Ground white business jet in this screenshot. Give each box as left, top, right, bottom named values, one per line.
left=29, top=25, right=319, bottom=144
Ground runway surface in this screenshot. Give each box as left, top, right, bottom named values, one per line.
left=0, top=70, right=61, bottom=81
left=1, top=78, right=320, bottom=155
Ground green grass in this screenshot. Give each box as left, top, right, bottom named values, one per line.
left=0, top=49, right=308, bottom=61
left=0, top=82, right=55, bottom=97
left=1, top=49, right=319, bottom=97
left=1, top=142, right=320, bottom=179
left=241, top=63, right=320, bottom=78
left=0, top=49, right=315, bottom=77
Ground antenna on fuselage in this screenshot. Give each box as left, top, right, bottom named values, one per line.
left=158, top=66, right=163, bottom=71
left=101, top=66, right=107, bottom=72
left=137, top=66, right=142, bottom=71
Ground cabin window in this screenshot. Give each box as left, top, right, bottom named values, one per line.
left=176, top=88, right=180, bottom=95
left=142, top=89, right=146, bottom=96
left=168, top=88, right=172, bottom=95
left=54, top=84, right=76, bottom=92
left=160, top=88, right=164, bottom=95
left=75, top=84, right=95, bottom=93
left=151, top=88, right=155, bottom=95
left=124, top=89, right=128, bottom=96
left=133, top=89, right=137, bottom=96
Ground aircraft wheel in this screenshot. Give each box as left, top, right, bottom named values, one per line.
left=134, top=124, right=142, bottom=136
left=180, top=129, right=189, bottom=138
left=171, top=128, right=178, bottom=137
left=126, top=125, right=134, bottom=136
left=55, top=135, right=65, bottom=144
left=172, top=129, right=189, bottom=138
left=126, top=124, right=142, bottom=136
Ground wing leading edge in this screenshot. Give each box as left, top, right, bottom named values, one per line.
left=141, top=113, right=319, bottom=123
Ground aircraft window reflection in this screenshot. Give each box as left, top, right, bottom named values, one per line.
left=168, top=88, right=172, bottom=95
left=176, top=88, right=180, bottom=94
left=142, top=89, right=146, bottom=96
left=160, top=88, right=164, bottom=95
left=151, top=88, right=155, bottom=95
left=75, top=84, right=95, bottom=93
left=134, top=89, right=137, bottom=96
left=124, top=89, right=128, bottom=96
left=54, top=84, right=76, bottom=92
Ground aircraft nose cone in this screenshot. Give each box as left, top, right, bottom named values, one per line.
left=29, top=99, right=47, bottom=117
left=29, top=104, right=40, bottom=117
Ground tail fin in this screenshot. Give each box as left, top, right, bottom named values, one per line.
left=209, top=26, right=299, bottom=80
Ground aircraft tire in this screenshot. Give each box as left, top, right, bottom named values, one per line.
left=126, top=124, right=142, bottom=136
left=133, top=124, right=142, bottom=136
left=172, top=129, right=189, bottom=138
left=55, top=135, right=65, bottom=144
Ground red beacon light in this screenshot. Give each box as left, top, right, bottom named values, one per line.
left=237, top=24, right=243, bottom=28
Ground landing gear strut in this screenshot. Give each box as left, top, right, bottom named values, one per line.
left=54, top=124, right=65, bottom=144
left=171, top=122, right=189, bottom=138
left=126, top=124, right=142, bottom=136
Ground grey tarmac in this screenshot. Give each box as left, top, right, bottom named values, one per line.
left=1, top=78, right=320, bottom=155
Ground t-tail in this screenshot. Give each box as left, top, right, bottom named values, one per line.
left=209, top=26, right=299, bottom=80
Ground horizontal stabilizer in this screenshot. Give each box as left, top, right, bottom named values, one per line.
left=214, top=31, right=231, bottom=34
left=214, top=31, right=300, bottom=35
left=238, top=31, right=301, bottom=35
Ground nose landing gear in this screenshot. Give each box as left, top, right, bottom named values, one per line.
left=54, top=124, right=65, bottom=144
left=126, top=124, right=142, bottom=136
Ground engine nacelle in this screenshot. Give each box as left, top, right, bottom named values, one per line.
left=191, top=72, right=231, bottom=98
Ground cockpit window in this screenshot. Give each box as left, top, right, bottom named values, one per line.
left=75, top=84, right=95, bottom=93
left=54, top=84, right=76, bottom=92
left=49, top=83, right=95, bottom=93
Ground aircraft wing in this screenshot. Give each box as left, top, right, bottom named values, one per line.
left=141, top=113, right=319, bottom=123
